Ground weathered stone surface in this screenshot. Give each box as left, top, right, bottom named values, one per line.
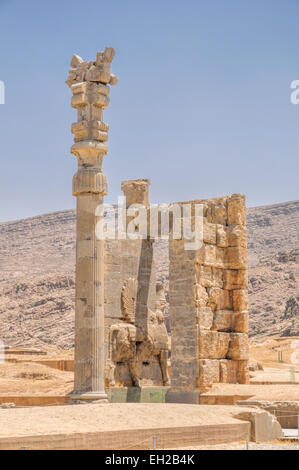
left=233, top=311, right=248, bottom=333
left=213, top=201, right=228, bottom=225
left=169, top=194, right=248, bottom=397
left=227, top=194, right=246, bottom=226
left=216, top=225, right=228, bottom=248
left=235, top=409, right=283, bottom=442
left=223, top=269, right=247, bottom=290
left=219, top=359, right=238, bottom=383
left=198, top=330, right=230, bottom=359
left=226, top=246, right=247, bottom=269
left=237, top=360, right=250, bottom=384
left=238, top=401, right=299, bottom=429
left=207, top=287, right=232, bottom=311
left=121, top=179, right=150, bottom=208
left=66, top=46, right=118, bottom=88
left=194, top=283, right=209, bottom=309
left=197, top=307, right=214, bottom=330
left=196, top=244, right=215, bottom=265
left=232, top=289, right=248, bottom=312
left=212, top=310, right=233, bottom=332
left=227, top=225, right=247, bottom=248
left=106, top=281, right=169, bottom=387
left=203, top=220, right=217, bottom=245
left=195, top=265, right=223, bottom=288
left=196, top=244, right=226, bottom=268
left=227, top=333, right=249, bottom=360
left=71, top=120, right=109, bottom=143
left=71, top=54, right=83, bottom=68
left=198, top=359, right=220, bottom=389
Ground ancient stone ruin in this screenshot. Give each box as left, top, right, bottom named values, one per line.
left=66, top=48, right=249, bottom=404
left=66, top=47, right=118, bottom=402
left=168, top=194, right=249, bottom=403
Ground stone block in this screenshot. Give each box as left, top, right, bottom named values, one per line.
left=235, top=409, right=283, bottom=442
left=227, top=333, right=249, bottom=360
left=207, top=287, right=232, bottom=311
left=72, top=120, right=109, bottom=142
left=71, top=54, right=83, bottom=67
left=196, top=244, right=216, bottom=265
left=219, top=360, right=238, bottom=383
left=232, top=289, right=248, bottom=311
left=232, top=311, right=248, bottom=333
left=198, top=330, right=230, bottom=359
left=227, top=194, right=246, bottom=226
left=216, top=225, right=228, bottom=248
left=214, top=201, right=228, bottom=225
left=211, top=267, right=224, bottom=288
left=197, top=307, right=214, bottom=329
left=203, top=220, right=217, bottom=244
left=194, top=283, right=209, bottom=309
left=225, top=246, right=247, bottom=269
left=237, top=360, right=250, bottom=384
left=196, top=245, right=226, bottom=268
left=195, top=265, right=223, bottom=288
left=223, top=269, right=247, bottom=290
left=216, top=247, right=226, bottom=267
left=227, top=225, right=247, bottom=248
left=198, top=359, right=220, bottom=388
left=212, top=310, right=233, bottom=332
left=85, top=63, right=111, bottom=84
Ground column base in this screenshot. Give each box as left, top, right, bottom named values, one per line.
left=69, top=391, right=108, bottom=404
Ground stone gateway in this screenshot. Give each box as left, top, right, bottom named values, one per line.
left=66, top=48, right=249, bottom=404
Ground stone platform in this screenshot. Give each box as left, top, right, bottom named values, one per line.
left=0, top=403, right=252, bottom=450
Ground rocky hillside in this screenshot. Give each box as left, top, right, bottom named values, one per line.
left=0, top=200, right=298, bottom=348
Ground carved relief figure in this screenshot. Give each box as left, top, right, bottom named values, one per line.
left=136, top=283, right=170, bottom=385
left=107, top=279, right=170, bottom=387
left=107, top=278, right=140, bottom=386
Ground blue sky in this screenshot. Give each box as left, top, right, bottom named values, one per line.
left=0, top=0, right=298, bottom=221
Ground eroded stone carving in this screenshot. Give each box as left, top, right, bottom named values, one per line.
left=121, top=278, right=138, bottom=324
left=137, top=283, right=170, bottom=386
left=107, top=281, right=169, bottom=387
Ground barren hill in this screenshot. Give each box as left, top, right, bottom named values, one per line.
left=0, top=200, right=298, bottom=348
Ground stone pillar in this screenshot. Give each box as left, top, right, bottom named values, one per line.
left=167, top=194, right=249, bottom=404
left=66, top=48, right=118, bottom=402
left=121, top=179, right=155, bottom=336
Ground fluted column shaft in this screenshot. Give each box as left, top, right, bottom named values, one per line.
left=66, top=47, right=117, bottom=403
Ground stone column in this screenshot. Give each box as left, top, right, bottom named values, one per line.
left=66, top=48, right=118, bottom=402
left=121, top=179, right=155, bottom=336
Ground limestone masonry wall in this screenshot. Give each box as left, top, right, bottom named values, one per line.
left=169, top=194, right=249, bottom=398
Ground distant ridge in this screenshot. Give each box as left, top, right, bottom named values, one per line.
left=0, top=200, right=298, bottom=348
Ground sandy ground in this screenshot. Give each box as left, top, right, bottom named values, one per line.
left=0, top=362, right=73, bottom=395
left=0, top=403, right=252, bottom=438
